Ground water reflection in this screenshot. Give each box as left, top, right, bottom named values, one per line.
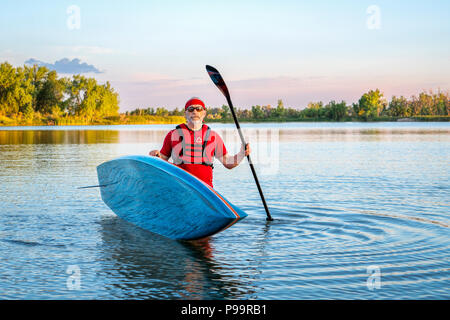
left=97, top=216, right=245, bottom=299
left=0, top=130, right=120, bottom=145
left=1, top=126, right=449, bottom=146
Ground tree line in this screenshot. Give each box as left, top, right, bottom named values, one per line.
left=1, top=61, right=448, bottom=125
left=0, top=62, right=119, bottom=124
left=127, top=89, right=449, bottom=122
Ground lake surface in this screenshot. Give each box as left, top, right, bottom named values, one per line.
left=0, top=122, right=449, bottom=299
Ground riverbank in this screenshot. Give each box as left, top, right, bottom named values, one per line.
left=207, top=115, right=450, bottom=123
left=0, top=114, right=186, bottom=126
left=0, top=114, right=449, bottom=127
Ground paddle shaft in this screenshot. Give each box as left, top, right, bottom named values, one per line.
left=224, top=95, right=273, bottom=221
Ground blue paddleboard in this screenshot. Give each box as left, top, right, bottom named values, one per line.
left=97, top=155, right=247, bottom=240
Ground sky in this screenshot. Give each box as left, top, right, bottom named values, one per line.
left=1, top=0, right=449, bottom=112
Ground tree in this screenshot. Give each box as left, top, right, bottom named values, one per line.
left=97, top=81, right=119, bottom=117
left=64, top=75, right=86, bottom=115
left=22, top=102, right=34, bottom=121
left=0, top=63, right=33, bottom=116
left=170, top=108, right=183, bottom=116
left=356, top=89, right=386, bottom=119
left=0, top=62, right=18, bottom=115
left=35, top=70, right=65, bottom=114
left=156, top=107, right=169, bottom=117
left=388, top=96, right=410, bottom=117
left=286, top=107, right=300, bottom=119
left=433, top=91, right=449, bottom=115
left=251, top=105, right=264, bottom=119
left=77, top=77, right=98, bottom=119
left=24, top=64, right=49, bottom=109
left=418, top=91, right=434, bottom=115
left=220, top=104, right=230, bottom=120
left=262, top=105, right=272, bottom=117
left=302, top=101, right=323, bottom=119
left=327, top=100, right=348, bottom=121
left=272, top=99, right=286, bottom=118
left=238, top=108, right=251, bottom=119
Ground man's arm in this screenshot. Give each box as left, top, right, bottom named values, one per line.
left=217, top=143, right=250, bottom=169
left=149, top=150, right=169, bottom=161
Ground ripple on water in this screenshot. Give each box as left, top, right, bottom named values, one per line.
left=226, top=200, right=450, bottom=299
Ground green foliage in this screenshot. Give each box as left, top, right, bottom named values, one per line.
left=0, top=62, right=33, bottom=115
left=170, top=108, right=184, bottom=116
left=272, top=99, right=285, bottom=118
left=327, top=101, right=348, bottom=121
left=220, top=104, right=230, bottom=120
left=388, top=96, right=410, bottom=117
left=354, top=89, right=386, bottom=120
left=36, top=71, right=66, bottom=114
left=204, top=90, right=448, bottom=123
left=251, top=105, right=264, bottom=119
left=0, top=61, right=119, bottom=122
left=156, top=107, right=169, bottom=117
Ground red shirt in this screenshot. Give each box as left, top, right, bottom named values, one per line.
left=160, top=124, right=227, bottom=187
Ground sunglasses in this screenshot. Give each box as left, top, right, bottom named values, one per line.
left=186, top=106, right=205, bottom=112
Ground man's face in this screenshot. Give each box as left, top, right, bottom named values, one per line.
left=185, top=105, right=206, bottom=125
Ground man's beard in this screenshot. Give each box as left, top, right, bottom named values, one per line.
left=190, top=119, right=202, bottom=127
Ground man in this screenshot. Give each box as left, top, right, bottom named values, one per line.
left=149, top=97, right=250, bottom=188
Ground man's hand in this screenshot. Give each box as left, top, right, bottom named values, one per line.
left=219, top=142, right=251, bottom=169
left=149, top=150, right=169, bottom=160
left=149, top=150, right=162, bottom=158
left=241, top=143, right=251, bottom=157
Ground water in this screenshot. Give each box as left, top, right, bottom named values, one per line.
left=0, top=122, right=449, bottom=299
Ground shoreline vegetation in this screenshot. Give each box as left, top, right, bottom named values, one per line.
left=1, top=62, right=449, bottom=126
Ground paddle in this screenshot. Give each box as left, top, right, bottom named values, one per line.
left=206, top=65, right=273, bottom=221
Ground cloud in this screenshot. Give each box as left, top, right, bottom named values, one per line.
left=24, top=58, right=103, bottom=74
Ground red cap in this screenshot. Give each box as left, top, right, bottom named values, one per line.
left=185, top=97, right=205, bottom=110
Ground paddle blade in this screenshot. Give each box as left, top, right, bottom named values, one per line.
left=206, top=65, right=230, bottom=99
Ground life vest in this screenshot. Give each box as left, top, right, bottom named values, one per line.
left=172, top=123, right=215, bottom=168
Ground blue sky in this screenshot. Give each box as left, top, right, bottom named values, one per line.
left=1, top=0, right=449, bottom=111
